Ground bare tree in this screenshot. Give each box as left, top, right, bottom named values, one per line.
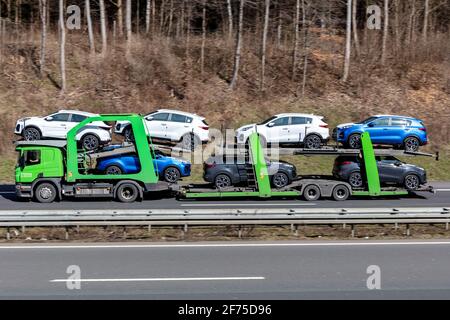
left=292, top=0, right=300, bottom=80
left=39, top=0, right=47, bottom=76
left=352, top=0, right=360, bottom=57
left=145, top=0, right=152, bottom=34
left=260, top=0, right=270, bottom=91
left=99, top=0, right=108, bottom=57
left=342, top=0, right=352, bottom=82
left=126, top=0, right=132, bottom=55
left=226, top=0, right=233, bottom=40
left=230, top=0, right=245, bottom=90
left=381, top=0, right=389, bottom=65
left=86, top=0, right=95, bottom=55
left=301, top=0, right=308, bottom=96
left=59, top=0, right=66, bottom=93
left=200, top=0, right=207, bottom=74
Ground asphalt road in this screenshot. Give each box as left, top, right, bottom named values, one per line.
left=0, top=183, right=449, bottom=210
left=1, top=240, right=450, bottom=299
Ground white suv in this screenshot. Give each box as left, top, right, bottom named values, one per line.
left=14, top=110, right=111, bottom=150
left=236, top=113, right=330, bottom=149
left=115, top=109, right=210, bottom=149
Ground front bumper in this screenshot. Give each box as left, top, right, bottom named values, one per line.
left=15, top=183, right=32, bottom=198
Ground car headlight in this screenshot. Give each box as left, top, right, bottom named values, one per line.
left=241, top=126, right=253, bottom=132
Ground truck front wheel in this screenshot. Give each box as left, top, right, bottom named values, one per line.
left=34, top=183, right=57, bottom=203
left=116, top=183, right=139, bottom=203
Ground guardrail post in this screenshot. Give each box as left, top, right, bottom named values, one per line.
left=76, top=225, right=80, bottom=234
left=446, top=222, right=449, bottom=231
left=64, top=227, right=69, bottom=240
left=148, top=225, right=152, bottom=233
left=351, top=225, right=355, bottom=238
left=394, top=222, right=399, bottom=230
left=123, top=227, right=127, bottom=239
left=238, top=226, right=242, bottom=239
left=6, top=228, right=10, bottom=240
left=343, top=223, right=346, bottom=229
left=406, top=224, right=410, bottom=236
left=21, top=226, right=26, bottom=234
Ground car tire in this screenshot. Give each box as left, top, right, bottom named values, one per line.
left=34, top=182, right=57, bottom=203
left=124, top=126, right=135, bottom=142
left=404, top=137, right=420, bottom=152
left=404, top=174, right=420, bottom=191
left=163, top=167, right=181, bottom=183
left=348, top=134, right=362, bottom=149
left=214, top=174, right=232, bottom=189
left=304, top=134, right=322, bottom=149
left=181, top=133, right=201, bottom=151
left=272, top=172, right=289, bottom=189
left=105, top=165, right=123, bottom=175
left=82, top=134, right=100, bottom=151
left=348, top=171, right=364, bottom=188
left=332, top=185, right=350, bottom=201
left=303, top=184, right=321, bottom=201
left=116, top=183, right=139, bottom=203
left=23, top=127, right=41, bottom=141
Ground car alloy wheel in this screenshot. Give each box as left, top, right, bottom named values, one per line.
left=164, top=167, right=181, bottom=183
left=82, top=135, right=99, bottom=151
left=215, top=174, right=232, bottom=189
left=404, top=137, right=420, bottom=152
left=24, top=128, right=41, bottom=141
left=106, top=166, right=123, bottom=175
left=404, top=174, right=420, bottom=190
left=349, top=172, right=363, bottom=188
left=272, top=172, right=289, bottom=188
left=304, top=135, right=322, bottom=149
left=124, top=127, right=135, bottom=142
left=348, top=134, right=361, bottom=149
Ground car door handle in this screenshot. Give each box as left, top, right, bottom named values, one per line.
left=60, top=124, right=66, bottom=127
left=184, top=125, right=189, bottom=128
left=161, top=123, right=167, bottom=126
left=282, top=128, right=288, bottom=130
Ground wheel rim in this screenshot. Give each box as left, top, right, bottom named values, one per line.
left=121, top=187, right=135, bottom=200
left=165, top=168, right=180, bottom=183
left=349, top=135, right=361, bottom=149
left=405, top=175, right=419, bottom=189
left=305, top=136, right=321, bottom=149
left=83, top=136, right=98, bottom=150
left=273, top=174, right=288, bottom=188
left=216, top=175, right=231, bottom=188
left=39, top=187, right=53, bottom=200
left=405, top=138, right=419, bottom=152
left=125, top=129, right=134, bottom=141
left=349, top=172, right=363, bottom=187
left=335, top=187, right=347, bottom=199
left=106, top=166, right=122, bottom=175
left=306, top=187, right=318, bottom=199
left=24, top=128, right=40, bottom=140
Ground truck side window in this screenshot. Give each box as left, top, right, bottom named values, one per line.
left=25, top=150, right=41, bottom=165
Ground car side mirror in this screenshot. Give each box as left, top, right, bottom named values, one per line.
left=267, top=123, right=275, bottom=128
left=394, top=161, right=402, bottom=166
left=367, top=123, right=375, bottom=127
left=145, top=116, right=154, bottom=121
left=45, top=116, right=53, bottom=121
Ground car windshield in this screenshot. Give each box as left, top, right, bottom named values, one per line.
left=357, top=116, right=379, bottom=125
left=258, top=116, right=277, bottom=125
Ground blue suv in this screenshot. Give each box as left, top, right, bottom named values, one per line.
left=334, top=115, right=428, bottom=152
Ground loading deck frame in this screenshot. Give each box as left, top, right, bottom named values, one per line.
left=183, top=132, right=425, bottom=200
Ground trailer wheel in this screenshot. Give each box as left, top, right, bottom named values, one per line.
left=332, top=185, right=350, bottom=201
left=303, top=185, right=321, bottom=201
left=116, top=183, right=139, bottom=203
left=34, top=182, right=57, bottom=203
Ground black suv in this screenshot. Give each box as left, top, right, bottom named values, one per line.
left=203, top=155, right=297, bottom=189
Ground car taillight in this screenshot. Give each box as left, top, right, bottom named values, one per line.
left=419, top=127, right=427, bottom=132
left=204, top=162, right=216, bottom=169
left=199, top=126, right=209, bottom=130
left=320, top=124, right=329, bottom=128
left=337, top=161, right=352, bottom=166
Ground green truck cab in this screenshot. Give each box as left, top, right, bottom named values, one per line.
left=15, top=114, right=167, bottom=203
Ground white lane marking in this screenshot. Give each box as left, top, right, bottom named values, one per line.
left=3, top=241, right=450, bottom=250
left=50, top=276, right=265, bottom=283
left=435, top=189, right=450, bottom=192
left=181, top=203, right=316, bottom=207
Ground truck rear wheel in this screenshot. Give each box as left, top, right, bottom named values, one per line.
left=303, top=184, right=321, bottom=201
left=116, top=183, right=139, bottom=203
left=332, top=185, right=350, bottom=201
left=34, top=183, right=57, bottom=203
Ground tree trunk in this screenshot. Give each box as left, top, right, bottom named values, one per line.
left=145, top=0, right=152, bottom=34
left=276, top=4, right=282, bottom=48
left=301, top=0, right=308, bottom=96
left=352, top=0, right=360, bottom=57
left=260, top=0, right=270, bottom=91
left=39, top=0, right=47, bottom=77
left=381, top=0, right=389, bottom=65
left=59, top=0, right=66, bottom=93
left=342, top=0, right=352, bottom=82
left=200, top=0, right=206, bottom=75
left=407, top=0, right=416, bottom=47
left=99, top=0, right=107, bottom=57
left=226, top=0, right=233, bottom=40
left=292, top=0, right=300, bottom=81
left=168, top=0, right=174, bottom=36
left=230, top=0, right=244, bottom=90
left=86, top=0, right=95, bottom=55
left=126, top=0, right=132, bottom=55
left=422, top=0, right=429, bottom=43
left=117, top=0, right=124, bottom=37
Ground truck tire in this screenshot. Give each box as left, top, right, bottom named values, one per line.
left=332, top=185, right=350, bottom=201
left=303, top=184, right=321, bottom=201
left=34, top=182, right=57, bottom=203
left=116, top=183, right=139, bottom=203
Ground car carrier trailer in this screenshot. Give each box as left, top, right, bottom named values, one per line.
left=181, top=131, right=435, bottom=201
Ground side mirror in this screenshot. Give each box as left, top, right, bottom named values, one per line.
left=45, top=116, right=53, bottom=121
left=367, top=123, right=375, bottom=127
left=394, top=161, right=402, bottom=166
left=267, top=123, right=275, bottom=128
left=145, top=116, right=154, bottom=121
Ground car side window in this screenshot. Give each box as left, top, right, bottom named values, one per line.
left=48, top=113, right=70, bottom=122
left=390, top=118, right=410, bottom=126
left=170, top=114, right=187, bottom=123
left=372, top=118, right=390, bottom=126
left=270, top=117, right=289, bottom=127
left=151, top=113, right=169, bottom=121
left=70, top=114, right=87, bottom=122
left=291, top=117, right=306, bottom=125
left=185, top=117, right=193, bottom=123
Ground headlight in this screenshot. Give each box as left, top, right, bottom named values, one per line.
left=241, top=126, right=253, bottom=132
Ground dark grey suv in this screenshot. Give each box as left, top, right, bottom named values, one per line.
left=203, top=155, right=297, bottom=189
left=332, top=155, right=427, bottom=190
